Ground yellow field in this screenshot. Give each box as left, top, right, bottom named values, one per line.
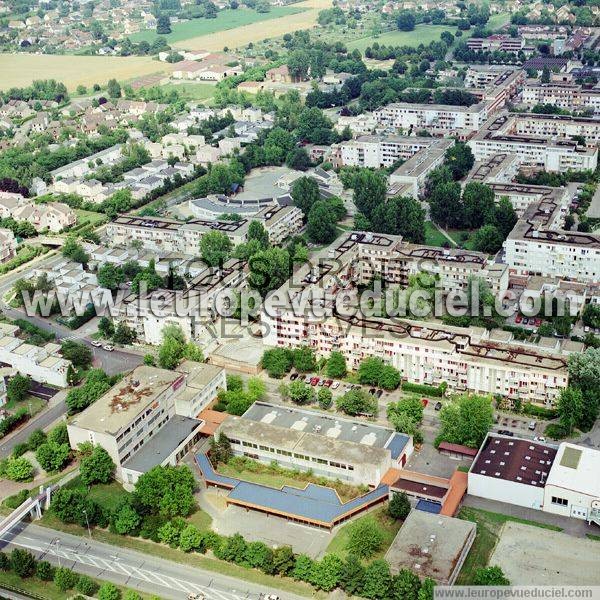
left=0, top=53, right=172, bottom=91
left=173, top=0, right=333, bottom=51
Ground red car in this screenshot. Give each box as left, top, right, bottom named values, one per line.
left=310, top=377, right=319, bottom=386
left=421, top=398, right=429, bottom=407
left=534, top=318, right=542, bottom=326
left=515, top=315, right=522, bottom=323
left=324, top=379, right=333, bottom=387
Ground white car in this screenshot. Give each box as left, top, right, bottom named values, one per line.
left=331, top=381, right=340, bottom=389
left=102, top=344, right=114, bottom=352
left=91, top=340, right=102, bottom=347
left=304, top=375, right=311, bottom=384
left=534, top=436, right=546, bottom=443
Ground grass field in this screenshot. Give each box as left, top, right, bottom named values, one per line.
left=174, top=0, right=332, bottom=51
left=75, top=209, right=107, bottom=226
left=130, top=7, right=305, bottom=45
left=326, top=507, right=401, bottom=562
left=424, top=221, right=452, bottom=247
left=0, top=53, right=171, bottom=91
left=457, top=507, right=562, bottom=584
left=155, top=82, right=217, bottom=101
left=346, top=24, right=458, bottom=52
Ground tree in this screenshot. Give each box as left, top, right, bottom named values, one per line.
left=340, top=554, right=365, bottom=596
left=473, top=566, right=510, bottom=585
left=429, top=181, right=463, bottom=228
left=311, top=553, right=343, bottom=591
left=288, top=381, right=315, bottom=405
left=9, top=549, right=36, bottom=578
left=307, top=200, right=338, bottom=244
left=48, top=422, right=69, bottom=445
left=134, top=465, right=196, bottom=518
left=371, top=195, right=425, bottom=243
left=6, top=374, right=31, bottom=404
left=112, top=501, right=141, bottom=535
left=379, top=365, right=401, bottom=390
left=291, top=176, right=321, bottom=216
left=296, top=107, right=334, bottom=144
left=77, top=575, right=99, bottom=596
left=389, top=491, right=411, bottom=520
left=445, top=142, right=474, bottom=180
left=210, top=432, right=233, bottom=464
left=326, top=351, right=347, bottom=378
left=472, top=224, right=504, bottom=254
left=286, top=147, right=310, bottom=171
left=36, top=560, right=55, bottom=581
left=98, top=582, right=122, bottom=600
left=179, top=524, right=203, bottom=552
left=362, top=559, right=392, bottom=599
left=568, top=349, right=600, bottom=430
left=80, top=445, right=115, bottom=485
left=336, top=389, right=378, bottom=416
left=60, top=340, right=93, bottom=369
left=418, top=578, right=436, bottom=600
left=541, top=66, right=550, bottom=83
left=98, top=316, right=115, bottom=338
left=247, top=220, right=269, bottom=249
left=353, top=169, right=386, bottom=220
left=272, top=546, right=295, bottom=575
left=462, top=182, right=495, bottom=229
left=200, top=230, right=232, bottom=267
left=397, top=10, right=416, bottom=30
left=36, top=441, right=70, bottom=472
left=158, top=325, right=186, bottom=370
left=261, top=348, right=293, bottom=378
left=97, top=264, right=125, bottom=291
left=557, top=387, right=584, bottom=436
left=358, top=357, right=384, bottom=386
left=317, top=387, right=333, bottom=409
left=292, top=554, right=314, bottom=581
left=494, top=196, right=518, bottom=238
left=392, top=569, right=421, bottom=600
left=62, top=237, right=89, bottom=264
left=437, top=394, right=494, bottom=448
left=346, top=517, right=384, bottom=559
left=293, top=346, right=316, bottom=372
left=582, top=304, right=600, bottom=329
left=156, top=14, right=171, bottom=34
left=123, top=592, right=143, bottom=600
left=248, top=247, right=290, bottom=295
left=54, top=567, right=79, bottom=591
left=244, top=540, right=274, bottom=572
left=6, top=457, right=34, bottom=481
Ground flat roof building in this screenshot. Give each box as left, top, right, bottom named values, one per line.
left=385, top=510, right=476, bottom=585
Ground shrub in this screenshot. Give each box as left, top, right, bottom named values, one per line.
left=36, top=560, right=55, bottom=581
left=345, top=518, right=384, bottom=559
left=544, top=423, right=568, bottom=440
left=76, top=574, right=99, bottom=595
left=54, top=567, right=79, bottom=591
left=27, top=429, right=47, bottom=451
left=10, top=549, right=36, bottom=578
left=3, top=489, right=29, bottom=509
left=12, top=442, right=29, bottom=457
left=401, top=382, right=444, bottom=397
left=98, top=582, right=122, bottom=600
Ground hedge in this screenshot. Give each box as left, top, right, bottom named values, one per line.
left=401, top=382, right=444, bottom=397
left=522, top=403, right=558, bottom=419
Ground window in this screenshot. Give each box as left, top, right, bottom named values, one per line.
left=551, top=496, right=568, bottom=507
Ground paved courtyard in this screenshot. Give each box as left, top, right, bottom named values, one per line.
left=490, top=521, right=600, bottom=585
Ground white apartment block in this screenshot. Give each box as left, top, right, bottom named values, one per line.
left=50, top=144, right=123, bottom=181
left=0, top=228, right=16, bottom=262
left=67, top=363, right=225, bottom=484
left=522, top=82, right=600, bottom=115
left=0, top=195, right=76, bottom=233
left=468, top=113, right=598, bottom=172
left=512, top=112, right=600, bottom=144
left=0, top=322, right=72, bottom=387
left=374, top=101, right=489, bottom=137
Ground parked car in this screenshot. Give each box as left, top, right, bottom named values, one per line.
left=528, top=421, right=536, bottom=431
left=376, top=389, right=383, bottom=398
left=497, top=429, right=514, bottom=436
left=310, top=377, right=320, bottom=386
left=421, top=398, right=429, bottom=407
left=304, top=376, right=312, bottom=384
left=290, top=373, right=298, bottom=381
left=515, top=315, right=522, bottom=323
left=102, top=344, right=114, bottom=352
left=331, top=381, right=340, bottom=389
left=91, top=340, right=102, bottom=347
left=434, top=401, right=442, bottom=411
left=523, top=317, right=529, bottom=325
left=352, top=384, right=361, bottom=390
left=324, top=379, right=333, bottom=387
left=534, top=318, right=542, bottom=327
left=318, top=379, right=325, bottom=386
left=369, top=387, right=376, bottom=395
left=534, top=436, right=547, bottom=443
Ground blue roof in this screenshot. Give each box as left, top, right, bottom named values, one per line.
left=416, top=499, right=442, bottom=514
left=196, top=453, right=388, bottom=526
left=385, top=433, right=411, bottom=460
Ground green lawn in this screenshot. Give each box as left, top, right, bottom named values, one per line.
left=487, top=12, right=511, bottom=30
left=75, top=208, right=108, bottom=226
left=156, top=82, right=217, bottom=101
left=424, top=221, right=453, bottom=247
left=587, top=533, right=600, bottom=542
left=4, top=395, right=45, bottom=416
left=326, top=507, right=401, bottom=562
left=63, top=475, right=130, bottom=513
left=347, top=24, right=457, bottom=53
left=448, top=228, right=477, bottom=250
left=457, top=507, right=562, bottom=584
left=129, top=7, right=305, bottom=44
left=0, top=568, right=157, bottom=600
left=217, top=462, right=308, bottom=491
left=187, top=507, right=213, bottom=532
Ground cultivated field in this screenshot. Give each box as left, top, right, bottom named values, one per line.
left=130, top=7, right=306, bottom=45
left=173, top=0, right=333, bottom=51
left=346, top=24, right=458, bottom=52
left=490, top=521, right=600, bottom=585
left=0, top=53, right=171, bottom=91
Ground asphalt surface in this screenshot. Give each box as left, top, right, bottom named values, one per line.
left=0, top=522, right=303, bottom=600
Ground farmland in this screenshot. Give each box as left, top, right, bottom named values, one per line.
left=174, top=0, right=333, bottom=51
left=129, top=7, right=306, bottom=45
left=0, top=53, right=171, bottom=91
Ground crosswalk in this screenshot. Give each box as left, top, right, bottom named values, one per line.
left=3, top=535, right=249, bottom=600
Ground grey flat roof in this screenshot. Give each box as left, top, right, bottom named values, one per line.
left=123, top=415, right=202, bottom=474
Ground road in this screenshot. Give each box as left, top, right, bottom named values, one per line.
left=0, top=522, right=304, bottom=600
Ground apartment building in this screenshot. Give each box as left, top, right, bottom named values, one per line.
left=67, top=363, right=225, bottom=484
left=0, top=228, right=16, bottom=262
left=374, top=101, right=489, bottom=137
left=50, top=144, right=123, bottom=181
left=115, top=259, right=248, bottom=345
left=106, top=205, right=302, bottom=254
left=261, top=233, right=575, bottom=406
left=468, top=113, right=598, bottom=172
left=512, top=113, right=600, bottom=144
left=522, top=82, right=600, bottom=114
left=0, top=322, right=72, bottom=387
left=218, top=401, right=413, bottom=487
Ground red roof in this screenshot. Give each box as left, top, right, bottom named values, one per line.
left=438, top=442, right=479, bottom=457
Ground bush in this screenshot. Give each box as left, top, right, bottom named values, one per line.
left=401, top=382, right=444, bottom=397
left=544, top=423, right=568, bottom=440
left=10, top=548, right=36, bottom=578
left=5, top=456, right=34, bottom=481
left=345, top=518, right=384, bottom=559
left=98, top=582, right=122, bottom=600
left=389, top=492, right=411, bottom=520
left=27, top=429, right=47, bottom=451
left=54, top=567, right=79, bottom=591
left=3, top=489, right=29, bottom=509
left=36, top=560, right=55, bottom=581
left=11, top=442, right=29, bottom=457
left=522, top=403, right=558, bottom=419
left=76, top=574, right=99, bottom=595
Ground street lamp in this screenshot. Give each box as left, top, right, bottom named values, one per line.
left=82, top=509, right=92, bottom=538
